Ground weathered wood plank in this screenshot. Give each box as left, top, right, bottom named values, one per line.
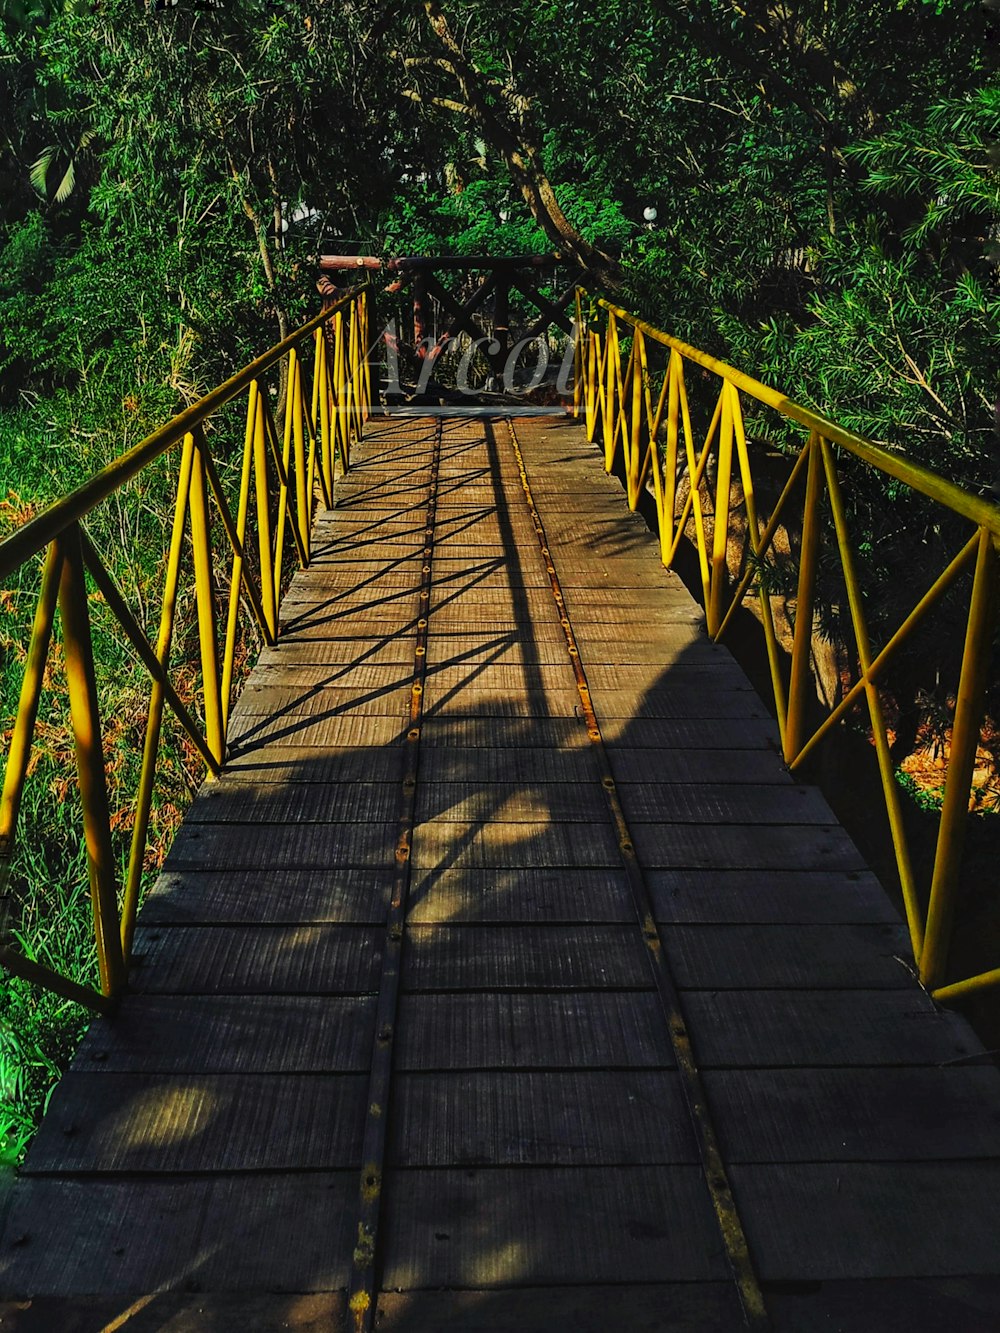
left=73, top=995, right=376, bottom=1073
left=419, top=717, right=589, bottom=750
left=647, top=868, right=898, bottom=924
left=396, top=993, right=669, bottom=1070
left=733, top=1161, right=1000, bottom=1280
left=141, top=867, right=391, bottom=925
left=586, top=662, right=754, bottom=689
left=663, top=923, right=911, bottom=989
left=237, top=662, right=414, bottom=691
left=616, top=782, right=834, bottom=824
left=227, top=688, right=411, bottom=733
left=165, top=821, right=397, bottom=871
left=412, top=819, right=621, bottom=869
left=707, top=1066, right=1000, bottom=1162
left=417, top=747, right=597, bottom=784
left=220, top=745, right=405, bottom=783
left=0, top=1293, right=347, bottom=1332
left=403, top=925, right=650, bottom=990
left=608, top=747, right=793, bottom=783
left=189, top=781, right=401, bottom=825
left=375, top=1286, right=745, bottom=1333
left=256, top=638, right=419, bottom=666
left=407, top=867, right=634, bottom=924
left=0, top=1174, right=357, bottom=1295
left=389, top=1070, right=696, bottom=1166
left=128, top=925, right=382, bottom=994
left=600, top=717, right=780, bottom=748
left=414, top=782, right=610, bottom=824
left=630, top=822, right=867, bottom=871
left=381, top=1166, right=727, bottom=1287
left=27, top=1073, right=368, bottom=1174
left=226, top=710, right=407, bottom=749
left=683, top=990, right=980, bottom=1067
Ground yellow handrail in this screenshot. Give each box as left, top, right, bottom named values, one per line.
left=575, top=290, right=999, bottom=1004
left=0, top=286, right=373, bottom=1011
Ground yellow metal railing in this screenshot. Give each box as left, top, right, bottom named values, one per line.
left=574, top=291, right=999, bottom=1003
left=0, top=286, right=371, bottom=1012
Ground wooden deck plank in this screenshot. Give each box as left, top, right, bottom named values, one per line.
left=389, top=1070, right=697, bottom=1166
left=0, top=1175, right=357, bottom=1295
left=630, top=823, right=868, bottom=871
left=374, top=1286, right=745, bottom=1333
left=381, top=1166, right=727, bottom=1287
left=188, top=781, right=402, bottom=825
left=647, top=868, right=899, bottom=924
left=402, top=925, right=651, bottom=990
left=407, top=867, right=635, bottom=924
left=0, top=1293, right=347, bottom=1332
left=73, top=995, right=377, bottom=1073
left=707, top=1066, right=1000, bottom=1162
left=396, top=993, right=669, bottom=1070
left=164, top=821, right=398, bottom=870
left=128, top=924, right=382, bottom=994
left=411, top=819, right=622, bottom=869
left=140, top=867, right=392, bottom=925
left=26, top=1073, right=369, bottom=1174
left=734, top=1162, right=1000, bottom=1279
left=682, top=990, right=980, bottom=1067
left=663, top=923, right=911, bottom=989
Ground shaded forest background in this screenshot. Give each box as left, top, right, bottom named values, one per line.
left=1, top=0, right=999, bottom=1156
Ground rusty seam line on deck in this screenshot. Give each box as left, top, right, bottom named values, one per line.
left=504, top=416, right=771, bottom=1331
left=346, top=418, right=442, bottom=1333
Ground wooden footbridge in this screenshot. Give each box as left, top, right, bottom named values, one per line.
left=3, top=273, right=1000, bottom=1331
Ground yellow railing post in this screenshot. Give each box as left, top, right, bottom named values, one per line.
left=290, top=352, right=310, bottom=562
left=314, top=327, right=333, bottom=508
left=707, top=381, right=735, bottom=637
left=333, top=309, right=348, bottom=476
left=603, top=310, right=618, bottom=472
left=784, top=432, right=823, bottom=764
left=627, top=331, right=644, bottom=509
left=122, top=432, right=196, bottom=957
left=252, top=393, right=278, bottom=641
left=188, top=431, right=225, bottom=767
left=572, top=289, right=584, bottom=419
left=585, top=330, right=600, bottom=442
left=57, top=522, right=127, bottom=999
left=360, top=291, right=373, bottom=422
left=0, top=542, right=64, bottom=852
left=920, top=527, right=998, bottom=990
left=728, top=384, right=788, bottom=745
left=660, top=352, right=681, bottom=563
left=819, top=438, right=922, bottom=958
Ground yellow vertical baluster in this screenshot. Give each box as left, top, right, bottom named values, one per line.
left=921, top=526, right=997, bottom=988
left=189, top=431, right=225, bottom=766
left=728, top=384, right=788, bottom=744
left=603, top=312, right=618, bottom=472
left=0, top=542, right=64, bottom=850
left=784, top=433, right=823, bottom=766
left=252, top=391, right=277, bottom=640
left=222, top=386, right=259, bottom=730
left=291, top=350, right=310, bottom=563
left=819, top=437, right=922, bottom=958
left=708, top=380, right=735, bottom=637
left=122, top=433, right=197, bottom=956
left=57, top=522, right=127, bottom=998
